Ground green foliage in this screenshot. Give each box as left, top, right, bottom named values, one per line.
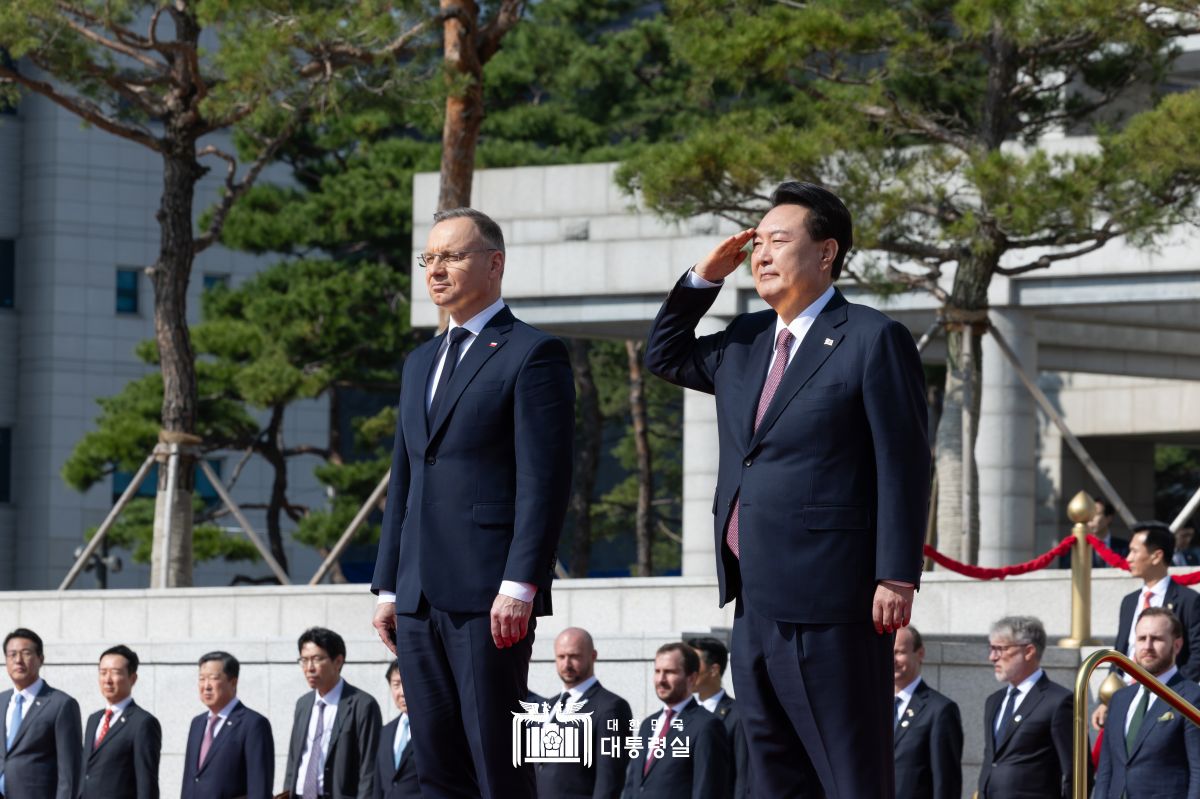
left=86, top=496, right=260, bottom=565
left=1155, top=445, right=1200, bottom=524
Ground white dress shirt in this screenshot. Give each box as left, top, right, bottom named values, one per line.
left=295, top=679, right=344, bottom=795
left=1127, top=576, right=1172, bottom=661
left=377, top=295, right=535, bottom=606
left=5, top=677, right=43, bottom=733
left=895, top=676, right=923, bottom=721
left=994, top=669, right=1044, bottom=733
left=1124, top=665, right=1179, bottom=735
left=92, top=695, right=134, bottom=744
left=697, top=688, right=726, bottom=714
left=208, top=696, right=241, bottom=739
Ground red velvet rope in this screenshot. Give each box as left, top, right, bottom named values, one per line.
left=923, top=535, right=1076, bottom=580
left=1086, top=534, right=1130, bottom=570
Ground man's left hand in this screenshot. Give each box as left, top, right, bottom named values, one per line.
left=491, top=593, right=533, bottom=649
left=873, top=580, right=914, bottom=634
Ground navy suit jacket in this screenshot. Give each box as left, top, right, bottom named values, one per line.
left=81, top=700, right=161, bottom=799
left=180, top=702, right=274, bottom=799
left=374, top=716, right=420, bottom=799
left=1113, top=580, right=1200, bottom=681
left=620, top=699, right=729, bottom=799
left=709, top=693, right=749, bottom=799
left=893, top=679, right=962, bottom=799
left=371, top=305, right=575, bottom=617
left=1094, top=671, right=1200, bottom=799
left=978, top=673, right=1073, bottom=799
left=0, top=682, right=82, bottom=799
left=645, top=277, right=929, bottom=622
left=535, top=680, right=633, bottom=799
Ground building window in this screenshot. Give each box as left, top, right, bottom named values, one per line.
left=116, top=268, right=139, bottom=314
left=0, top=428, right=10, bottom=504
left=203, top=273, right=230, bottom=292
left=112, top=459, right=223, bottom=507
left=0, top=240, right=13, bottom=309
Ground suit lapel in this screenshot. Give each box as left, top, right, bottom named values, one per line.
left=90, top=702, right=137, bottom=759
left=747, top=293, right=847, bottom=453
left=894, top=683, right=927, bottom=747
left=426, top=308, right=514, bottom=444
left=1129, top=673, right=1183, bottom=760
left=996, top=678, right=1046, bottom=755
left=327, top=685, right=354, bottom=756
left=9, top=683, right=52, bottom=751
left=292, top=693, right=316, bottom=769
left=198, top=703, right=243, bottom=775
left=409, top=337, right=440, bottom=441
left=738, top=320, right=777, bottom=447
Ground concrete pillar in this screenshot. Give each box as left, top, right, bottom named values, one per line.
left=978, top=309, right=1038, bottom=566
left=680, top=317, right=725, bottom=577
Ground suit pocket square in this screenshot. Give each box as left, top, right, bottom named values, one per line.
left=1158, top=711, right=1175, bottom=722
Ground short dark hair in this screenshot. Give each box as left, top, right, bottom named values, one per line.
left=1134, top=522, right=1175, bottom=563
left=1098, top=499, right=1115, bottom=517
left=685, top=636, right=728, bottom=675
left=199, top=651, right=240, bottom=679
left=902, top=625, right=924, bottom=652
left=656, top=642, right=700, bottom=675
left=99, top=645, right=140, bottom=675
left=432, top=207, right=506, bottom=254
left=1138, top=607, right=1184, bottom=640
left=385, top=661, right=400, bottom=682
left=3, top=628, right=43, bottom=659
left=769, top=182, right=854, bottom=280
left=298, top=627, right=346, bottom=661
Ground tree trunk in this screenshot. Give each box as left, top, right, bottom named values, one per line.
left=568, top=339, right=602, bottom=577
left=627, top=340, right=654, bottom=577
left=438, top=0, right=484, bottom=212
left=261, top=404, right=291, bottom=577
left=148, top=142, right=204, bottom=588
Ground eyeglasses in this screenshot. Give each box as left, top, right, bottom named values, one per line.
left=417, top=248, right=497, bottom=268
left=988, top=643, right=1025, bottom=656
left=297, top=655, right=330, bottom=667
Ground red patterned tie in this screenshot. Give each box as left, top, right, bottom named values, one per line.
left=643, top=707, right=676, bottom=776
left=1143, top=590, right=1153, bottom=610
left=725, top=328, right=795, bottom=558
left=95, top=708, right=113, bottom=750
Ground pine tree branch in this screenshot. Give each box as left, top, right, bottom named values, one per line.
left=995, top=235, right=1117, bottom=276
left=55, top=3, right=167, bottom=72
left=296, top=14, right=439, bottom=79
left=0, top=63, right=161, bottom=152
left=477, top=0, right=526, bottom=64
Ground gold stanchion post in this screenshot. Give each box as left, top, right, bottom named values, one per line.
left=1059, top=490, right=1098, bottom=647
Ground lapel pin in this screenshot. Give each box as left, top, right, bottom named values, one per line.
left=906, top=708, right=915, bottom=717
left=1168, top=603, right=1175, bottom=611
left=1013, top=715, right=1022, bottom=723
left=823, top=338, right=834, bottom=346
left=488, top=341, right=498, bottom=347
left=900, top=720, right=909, bottom=728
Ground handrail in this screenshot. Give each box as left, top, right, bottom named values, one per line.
left=1073, top=649, right=1200, bottom=799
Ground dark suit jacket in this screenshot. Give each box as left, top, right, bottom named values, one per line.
left=374, top=715, right=420, bottom=799
left=620, top=698, right=730, bottom=799
left=1113, top=580, right=1200, bottom=681
left=81, top=700, right=161, bottom=799
left=645, top=279, right=929, bottom=623
left=978, top=673, right=1073, bottom=799
left=371, top=305, right=575, bottom=617
left=0, top=682, right=82, bottom=799
left=283, top=682, right=382, bottom=799
left=707, top=693, right=748, bottom=799
left=1094, top=671, right=1200, bottom=799
left=893, top=680, right=962, bottom=799
left=536, top=681, right=633, bottom=799
left=180, top=701, right=274, bottom=799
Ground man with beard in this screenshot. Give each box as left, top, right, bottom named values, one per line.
left=1094, top=607, right=1200, bottom=798
left=537, top=628, right=632, bottom=799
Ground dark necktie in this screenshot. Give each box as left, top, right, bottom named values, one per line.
left=994, top=686, right=1019, bottom=745
left=302, top=700, right=326, bottom=799
left=643, top=707, right=676, bottom=776
left=725, top=327, right=794, bottom=558
left=428, top=327, right=471, bottom=421
left=894, top=696, right=902, bottom=730
left=1125, top=687, right=1151, bottom=754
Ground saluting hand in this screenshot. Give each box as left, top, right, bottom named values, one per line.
left=693, top=228, right=756, bottom=283
left=491, top=593, right=533, bottom=649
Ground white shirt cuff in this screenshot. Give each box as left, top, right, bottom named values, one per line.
left=377, top=591, right=396, bottom=605
left=684, top=268, right=722, bottom=289
left=499, top=581, right=537, bottom=603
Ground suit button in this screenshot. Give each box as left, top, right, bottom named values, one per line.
left=425, top=456, right=436, bottom=465
left=743, top=457, right=752, bottom=467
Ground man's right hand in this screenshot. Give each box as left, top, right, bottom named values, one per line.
left=1091, top=703, right=1108, bottom=732
left=373, top=601, right=397, bottom=655
left=694, top=228, right=756, bottom=283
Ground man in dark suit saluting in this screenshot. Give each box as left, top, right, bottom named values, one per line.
left=376, top=664, right=419, bottom=799
left=978, top=617, right=1072, bottom=799
left=0, top=628, right=82, bottom=799
left=621, top=643, right=729, bottom=799
left=537, top=627, right=632, bottom=799
left=181, top=651, right=274, bottom=799
left=81, top=645, right=161, bottom=799
left=283, top=627, right=382, bottom=799
left=645, top=182, right=930, bottom=798
left=1094, top=607, right=1200, bottom=799
left=891, top=627, right=962, bottom=799
left=370, top=207, right=575, bottom=799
